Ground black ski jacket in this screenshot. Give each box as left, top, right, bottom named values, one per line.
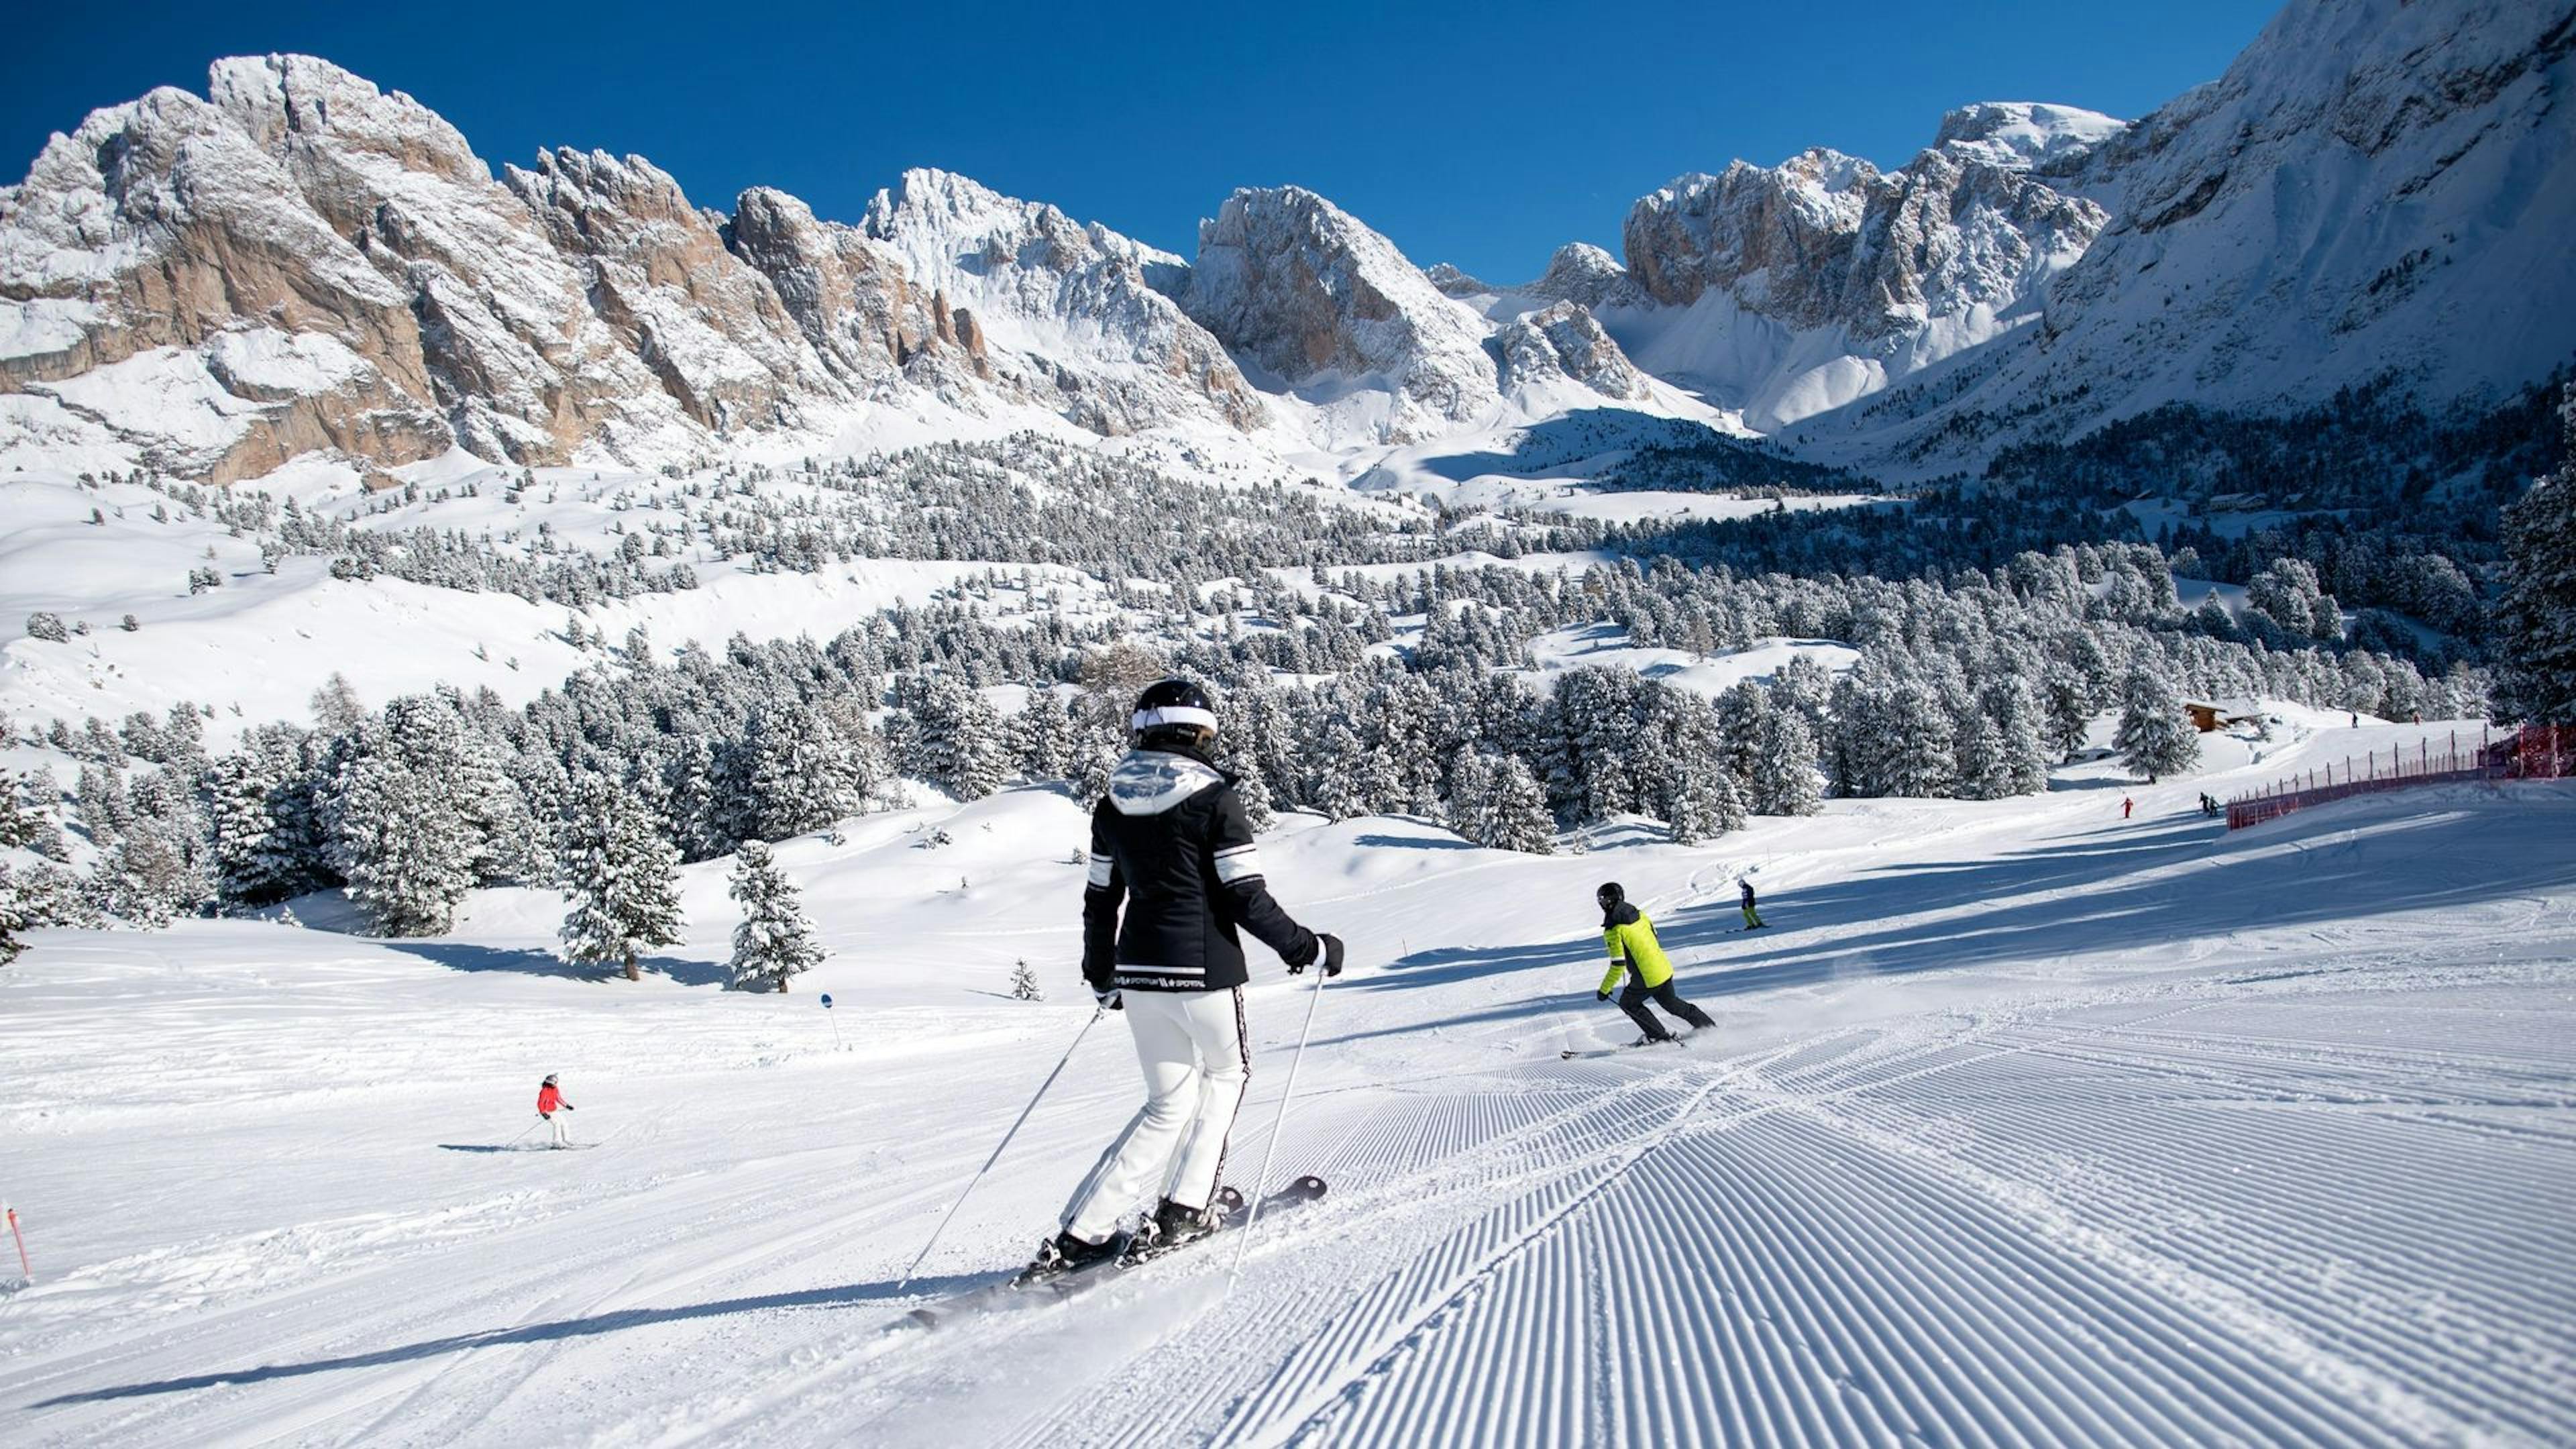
left=1083, top=747, right=1318, bottom=994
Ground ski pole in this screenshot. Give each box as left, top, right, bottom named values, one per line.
left=6, top=1206, right=29, bottom=1282
left=502, top=1116, right=545, bottom=1150
left=896, top=1004, right=1105, bottom=1291
left=1231, top=967, right=1328, bottom=1279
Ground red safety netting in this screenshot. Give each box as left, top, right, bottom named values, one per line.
left=2224, top=726, right=2568, bottom=830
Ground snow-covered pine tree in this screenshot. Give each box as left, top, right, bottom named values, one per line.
left=2041, top=663, right=2094, bottom=763
left=328, top=759, right=467, bottom=934
left=727, top=839, right=822, bottom=992
left=1010, top=958, right=1043, bottom=1002
left=1713, top=682, right=1770, bottom=792
left=208, top=750, right=300, bottom=910
left=1881, top=677, right=1960, bottom=798
left=1462, top=752, right=1555, bottom=854
left=311, top=673, right=365, bottom=735
left=1443, top=751, right=1492, bottom=840
left=0, top=861, right=25, bottom=965
left=559, top=780, right=684, bottom=981
left=743, top=703, right=857, bottom=840
left=1667, top=764, right=1745, bottom=845
left=100, top=819, right=189, bottom=928
left=1750, top=707, right=1823, bottom=816
left=1953, top=708, right=2009, bottom=801
left=1010, top=690, right=1077, bottom=783
left=1986, top=678, right=2053, bottom=796
left=2114, top=663, right=2201, bottom=784
left=2493, top=387, right=2576, bottom=724
left=1309, top=718, right=1371, bottom=820
left=908, top=676, right=1010, bottom=800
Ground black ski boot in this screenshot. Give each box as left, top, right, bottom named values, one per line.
left=1016, top=1230, right=1121, bottom=1286
left=1124, top=1197, right=1220, bottom=1264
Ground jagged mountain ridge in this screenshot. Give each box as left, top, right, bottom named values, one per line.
left=0, top=60, right=1662, bottom=479
left=2, top=0, right=2569, bottom=485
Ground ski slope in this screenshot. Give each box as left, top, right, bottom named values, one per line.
left=3, top=727, right=2573, bottom=1446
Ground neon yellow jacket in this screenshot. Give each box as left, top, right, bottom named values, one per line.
left=1599, top=904, right=1674, bottom=992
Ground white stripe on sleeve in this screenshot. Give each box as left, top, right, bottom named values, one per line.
left=1087, top=853, right=1116, bottom=889
left=1214, top=847, right=1264, bottom=885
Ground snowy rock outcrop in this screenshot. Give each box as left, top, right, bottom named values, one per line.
left=1496, top=301, right=1650, bottom=400
left=1523, top=243, right=1645, bottom=310
left=1181, top=186, right=1510, bottom=442
left=857, top=168, right=1266, bottom=434
left=1929, top=102, right=2128, bottom=174
left=1423, top=262, right=1496, bottom=300
left=1611, top=113, right=2114, bottom=429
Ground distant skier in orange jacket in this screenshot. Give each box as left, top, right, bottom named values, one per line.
left=537, top=1073, right=574, bottom=1148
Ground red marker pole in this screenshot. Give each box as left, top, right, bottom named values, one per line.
left=7, top=1207, right=28, bottom=1282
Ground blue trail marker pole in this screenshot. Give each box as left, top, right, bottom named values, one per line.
left=820, top=993, right=843, bottom=1051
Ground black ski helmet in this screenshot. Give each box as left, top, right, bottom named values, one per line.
left=1596, top=881, right=1624, bottom=910
left=1132, top=678, right=1218, bottom=747
left=543, top=1073, right=558, bottom=1086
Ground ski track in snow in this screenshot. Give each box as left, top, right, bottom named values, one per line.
left=3, top=765, right=2573, bottom=1445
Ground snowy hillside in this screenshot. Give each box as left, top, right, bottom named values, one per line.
left=5, top=720, right=2571, bottom=1443
left=1787, top=0, right=2576, bottom=469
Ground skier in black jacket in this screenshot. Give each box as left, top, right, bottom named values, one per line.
left=1027, top=680, right=1344, bottom=1281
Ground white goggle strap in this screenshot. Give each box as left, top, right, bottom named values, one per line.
left=1132, top=706, right=1220, bottom=733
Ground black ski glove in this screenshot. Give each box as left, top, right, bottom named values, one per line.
left=1291, top=934, right=1345, bottom=977
left=1093, top=987, right=1122, bottom=1011
left=1595, top=990, right=1611, bottom=1002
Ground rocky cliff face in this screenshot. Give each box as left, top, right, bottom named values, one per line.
left=0, top=57, right=1269, bottom=480
left=1181, top=186, right=1504, bottom=442
left=1612, top=109, right=2114, bottom=429
left=1496, top=301, right=1650, bottom=399
left=859, top=168, right=1266, bottom=434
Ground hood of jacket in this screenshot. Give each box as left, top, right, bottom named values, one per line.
left=1107, top=748, right=1227, bottom=817
left=1602, top=900, right=1642, bottom=930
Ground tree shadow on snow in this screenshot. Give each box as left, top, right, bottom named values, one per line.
left=1313, top=797, right=2576, bottom=1049
left=32, top=1273, right=999, bottom=1406
left=385, top=942, right=728, bottom=987
left=1351, top=831, right=1477, bottom=852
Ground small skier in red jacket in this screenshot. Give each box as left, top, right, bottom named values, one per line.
left=537, top=1073, right=574, bottom=1148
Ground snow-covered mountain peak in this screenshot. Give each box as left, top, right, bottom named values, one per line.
left=207, top=53, right=488, bottom=189
left=1807, top=0, right=2576, bottom=468
left=1525, top=241, right=1641, bottom=309
left=1930, top=101, right=2127, bottom=172
left=1181, top=184, right=1508, bottom=442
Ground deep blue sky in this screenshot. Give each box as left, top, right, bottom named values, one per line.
left=7, top=1, right=2275, bottom=282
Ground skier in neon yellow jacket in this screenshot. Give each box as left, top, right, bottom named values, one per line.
left=1593, top=882, right=1715, bottom=1043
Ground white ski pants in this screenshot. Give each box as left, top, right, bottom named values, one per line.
left=545, top=1114, right=568, bottom=1147
left=1060, top=987, right=1249, bottom=1244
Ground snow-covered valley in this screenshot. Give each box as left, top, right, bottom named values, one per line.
left=5, top=721, right=2571, bottom=1445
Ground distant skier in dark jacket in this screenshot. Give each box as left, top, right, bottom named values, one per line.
left=1739, top=878, right=1766, bottom=930
left=1593, top=883, right=1713, bottom=1044
left=1028, top=680, right=1343, bottom=1282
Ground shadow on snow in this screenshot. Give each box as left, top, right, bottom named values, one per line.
left=384, top=941, right=729, bottom=987
left=1312, top=796, right=2576, bottom=1049
left=33, top=1273, right=998, bottom=1405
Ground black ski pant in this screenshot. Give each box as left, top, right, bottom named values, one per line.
left=1619, top=980, right=1713, bottom=1040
